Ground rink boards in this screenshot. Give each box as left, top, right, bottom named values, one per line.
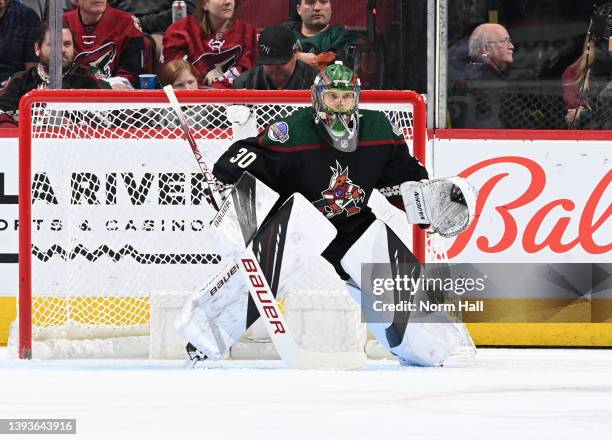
left=1, top=129, right=610, bottom=346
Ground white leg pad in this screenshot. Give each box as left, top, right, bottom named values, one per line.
left=341, top=220, right=476, bottom=367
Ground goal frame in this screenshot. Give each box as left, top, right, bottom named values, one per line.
left=17, top=89, right=427, bottom=360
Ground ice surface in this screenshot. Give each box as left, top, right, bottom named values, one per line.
left=1, top=348, right=611, bottom=439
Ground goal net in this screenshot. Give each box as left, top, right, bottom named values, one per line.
left=15, top=89, right=427, bottom=360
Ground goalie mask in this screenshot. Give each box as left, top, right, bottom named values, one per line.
left=311, top=62, right=361, bottom=152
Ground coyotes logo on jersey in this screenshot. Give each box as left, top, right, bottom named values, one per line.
left=313, top=162, right=365, bottom=218
left=193, top=44, right=242, bottom=79
left=74, top=42, right=117, bottom=78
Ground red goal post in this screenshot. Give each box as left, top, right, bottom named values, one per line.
left=17, top=89, right=427, bottom=360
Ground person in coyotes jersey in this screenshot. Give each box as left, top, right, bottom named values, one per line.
left=64, top=0, right=145, bottom=89
left=213, top=62, right=428, bottom=278
left=160, top=0, right=257, bottom=88
left=181, top=62, right=476, bottom=366
left=207, top=63, right=476, bottom=367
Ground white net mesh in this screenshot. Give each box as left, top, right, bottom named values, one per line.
left=18, top=90, right=425, bottom=358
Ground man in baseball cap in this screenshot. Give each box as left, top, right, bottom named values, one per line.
left=233, top=25, right=317, bottom=90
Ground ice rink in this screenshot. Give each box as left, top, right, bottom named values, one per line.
left=1, top=348, right=611, bottom=439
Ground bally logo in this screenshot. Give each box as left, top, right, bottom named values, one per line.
left=241, top=258, right=286, bottom=335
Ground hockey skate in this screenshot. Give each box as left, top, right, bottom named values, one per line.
left=186, top=342, right=208, bottom=364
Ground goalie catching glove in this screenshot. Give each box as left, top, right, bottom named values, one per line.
left=401, top=177, right=477, bottom=238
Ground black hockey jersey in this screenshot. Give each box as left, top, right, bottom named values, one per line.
left=213, top=108, right=428, bottom=277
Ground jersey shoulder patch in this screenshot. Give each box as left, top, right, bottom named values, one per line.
left=261, top=108, right=315, bottom=147
left=267, top=121, right=290, bottom=143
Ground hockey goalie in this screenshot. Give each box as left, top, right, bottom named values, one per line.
left=174, top=62, right=477, bottom=368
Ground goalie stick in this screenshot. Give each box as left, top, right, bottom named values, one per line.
left=163, top=85, right=222, bottom=211
left=163, top=86, right=363, bottom=369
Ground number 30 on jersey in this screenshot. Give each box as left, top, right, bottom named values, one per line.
left=229, top=148, right=257, bottom=168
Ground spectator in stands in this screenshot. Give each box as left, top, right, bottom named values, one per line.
left=64, top=0, right=146, bottom=89
left=562, top=2, right=612, bottom=129
left=108, top=1, right=196, bottom=62
left=457, top=23, right=515, bottom=128
left=161, top=0, right=257, bottom=88
left=19, top=1, right=75, bottom=20
left=157, top=59, right=200, bottom=131
left=289, top=0, right=359, bottom=70
left=159, top=59, right=198, bottom=89
left=467, top=23, right=514, bottom=83
left=0, top=20, right=109, bottom=128
left=233, top=25, right=317, bottom=90
left=354, top=45, right=383, bottom=89
left=109, top=1, right=195, bottom=36
left=563, top=39, right=597, bottom=127
left=0, top=0, right=40, bottom=84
